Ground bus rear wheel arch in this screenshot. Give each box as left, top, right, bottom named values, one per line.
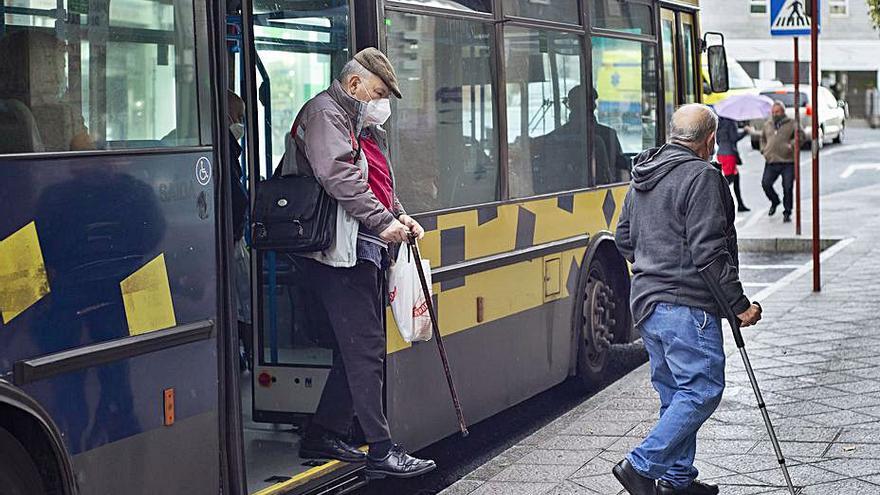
left=574, top=239, right=632, bottom=391
left=0, top=424, right=47, bottom=495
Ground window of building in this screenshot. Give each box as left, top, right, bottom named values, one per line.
left=829, top=0, right=848, bottom=16
left=590, top=0, right=654, bottom=36
left=749, top=0, right=768, bottom=15
left=775, top=61, right=811, bottom=84
left=591, top=36, right=657, bottom=185
left=502, top=0, right=579, bottom=25
left=386, top=13, right=497, bottom=213
left=740, top=61, right=760, bottom=79
left=504, top=28, right=585, bottom=198
left=0, top=0, right=200, bottom=154
left=387, top=0, right=491, bottom=14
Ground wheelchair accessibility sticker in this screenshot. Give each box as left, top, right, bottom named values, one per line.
left=196, top=157, right=212, bottom=186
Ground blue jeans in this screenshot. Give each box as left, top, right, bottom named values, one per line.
left=627, top=303, right=725, bottom=489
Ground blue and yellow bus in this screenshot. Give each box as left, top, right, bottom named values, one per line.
left=0, top=0, right=726, bottom=493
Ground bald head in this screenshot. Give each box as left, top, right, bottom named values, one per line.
left=668, top=104, right=718, bottom=161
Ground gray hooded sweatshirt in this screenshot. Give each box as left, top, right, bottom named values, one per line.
left=615, top=143, right=751, bottom=327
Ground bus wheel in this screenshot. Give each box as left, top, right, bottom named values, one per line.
left=0, top=426, right=46, bottom=495
left=577, top=259, right=616, bottom=389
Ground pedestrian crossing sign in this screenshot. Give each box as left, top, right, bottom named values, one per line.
left=771, top=0, right=820, bottom=36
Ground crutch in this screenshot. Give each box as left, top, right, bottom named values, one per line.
left=408, top=237, right=469, bottom=437
left=699, top=259, right=796, bottom=495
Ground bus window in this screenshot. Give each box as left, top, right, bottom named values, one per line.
left=387, top=13, right=497, bottom=213
left=661, top=9, right=678, bottom=133
left=504, top=28, right=585, bottom=197
left=681, top=13, right=698, bottom=103
left=388, top=0, right=492, bottom=14
left=591, top=36, right=658, bottom=185
left=502, top=0, right=579, bottom=25
left=590, top=0, right=655, bottom=36
left=0, top=0, right=199, bottom=153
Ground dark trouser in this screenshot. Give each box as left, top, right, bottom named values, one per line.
left=725, top=173, right=747, bottom=208
left=301, top=258, right=391, bottom=443
left=762, top=162, right=794, bottom=216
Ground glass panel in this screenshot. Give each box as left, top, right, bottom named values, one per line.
left=590, top=0, right=654, bottom=36
left=591, top=36, right=657, bottom=185
left=504, top=28, right=585, bottom=197
left=252, top=0, right=349, bottom=173
left=387, top=0, right=491, bottom=14
left=661, top=10, right=677, bottom=134
left=251, top=0, right=349, bottom=372
left=681, top=15, right=697, bottom=104
left=503, top=0, right=579, bottom=24
left=387, top=13, right=498, bottom=213
left=0, top=0, right=199, bottom=153
left=749, top=0, right=768, bottom=14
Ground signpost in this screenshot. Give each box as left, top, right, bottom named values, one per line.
left=771, top=0, right=821, bottom=291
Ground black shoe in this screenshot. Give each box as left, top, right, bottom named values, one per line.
left=783, top=213, right=792, bottom=223
left=365, top=445, right=436, bottom=479
left=769, top=203, right=779, bottom=216
left=612, top=459, right=655, bottom=495
left=657, top=479, right=719, bottom=495
left=738, top=205, right=751, bottom=212
left=299, top=431, right=366, bottom=463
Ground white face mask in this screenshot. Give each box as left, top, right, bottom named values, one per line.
left=364, top=98, right=392, bottom=126
left=230, top=122, right=245, bottom=141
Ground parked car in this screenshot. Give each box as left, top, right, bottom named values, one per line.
left=750, top=85, right=848, bottom=150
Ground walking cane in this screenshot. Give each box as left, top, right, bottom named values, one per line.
left=408, top=237, right=469, bottom=437
left=699, top=259, right=796, bottom=495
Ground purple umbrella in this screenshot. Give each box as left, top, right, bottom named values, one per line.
left=713, top=94, right=775, bottom=121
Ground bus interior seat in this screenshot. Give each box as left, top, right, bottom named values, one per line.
left=0, top=98, right=45, bottom=153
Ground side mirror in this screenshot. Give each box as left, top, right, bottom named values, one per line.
left=707, top=45, right=729, bottom=94
left=703, top=79, right=713, bottom=95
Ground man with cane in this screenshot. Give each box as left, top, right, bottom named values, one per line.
left=283, top=48, right=435, bottom=478
left=613, top=104, right=762, bottom=495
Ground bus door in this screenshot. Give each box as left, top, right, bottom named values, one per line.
left=227, top=0, right=358, bottom=492
left=660, top=6, right=701, bottom=131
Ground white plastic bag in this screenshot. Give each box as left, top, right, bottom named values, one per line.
left=388, top=244, right=433, bottom=342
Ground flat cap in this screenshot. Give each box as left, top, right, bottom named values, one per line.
left=354, top=47, right=402, bottom=99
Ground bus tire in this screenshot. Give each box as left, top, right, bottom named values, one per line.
left=576, top=256, right=615, bottom=390
left=0, top=426, right=47, bottom=495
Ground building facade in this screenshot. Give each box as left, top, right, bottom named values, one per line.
left=701, top=0, right=880, bottom=118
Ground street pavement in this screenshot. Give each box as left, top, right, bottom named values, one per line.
left=438, top=124, right=880, bottom=494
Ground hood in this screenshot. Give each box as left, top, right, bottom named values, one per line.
left=631, top=143, right=702, bottom=191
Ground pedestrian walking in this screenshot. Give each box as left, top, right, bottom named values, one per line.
left=715, top=115, right=750, bottom=212
left=281, top=47, right=436, bottom=478
left=613, top=104, right=762, bottom=495
left=757, top=101, right=804, bottom=223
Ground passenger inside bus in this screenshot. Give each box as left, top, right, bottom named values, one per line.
left=529, top=85, right=595, bottom=195
left=590, top=86, right=632, bottom=184
left=0, top=30, right=94, bottom=153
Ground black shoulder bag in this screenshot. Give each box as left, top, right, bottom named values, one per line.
left=251, top=159, right=337, bottom=253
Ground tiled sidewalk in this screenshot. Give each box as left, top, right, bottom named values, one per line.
left=440, top=185, right=880, bottom=495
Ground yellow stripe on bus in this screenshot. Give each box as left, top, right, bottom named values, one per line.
left=250, top=448, right=366, bottom=495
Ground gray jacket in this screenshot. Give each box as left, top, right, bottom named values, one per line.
left=616, top=143, right=750, bottom=327
left=281, top=80, right=405, bottom=267
left=760, top=116, right=804, bottom=164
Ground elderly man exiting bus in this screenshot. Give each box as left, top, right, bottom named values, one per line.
left=613, top=104, right=762, bottom=495
left=281, top=47, right=435, bottom=478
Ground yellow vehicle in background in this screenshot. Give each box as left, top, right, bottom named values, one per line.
left=703, top=58, right=759, bottom=105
